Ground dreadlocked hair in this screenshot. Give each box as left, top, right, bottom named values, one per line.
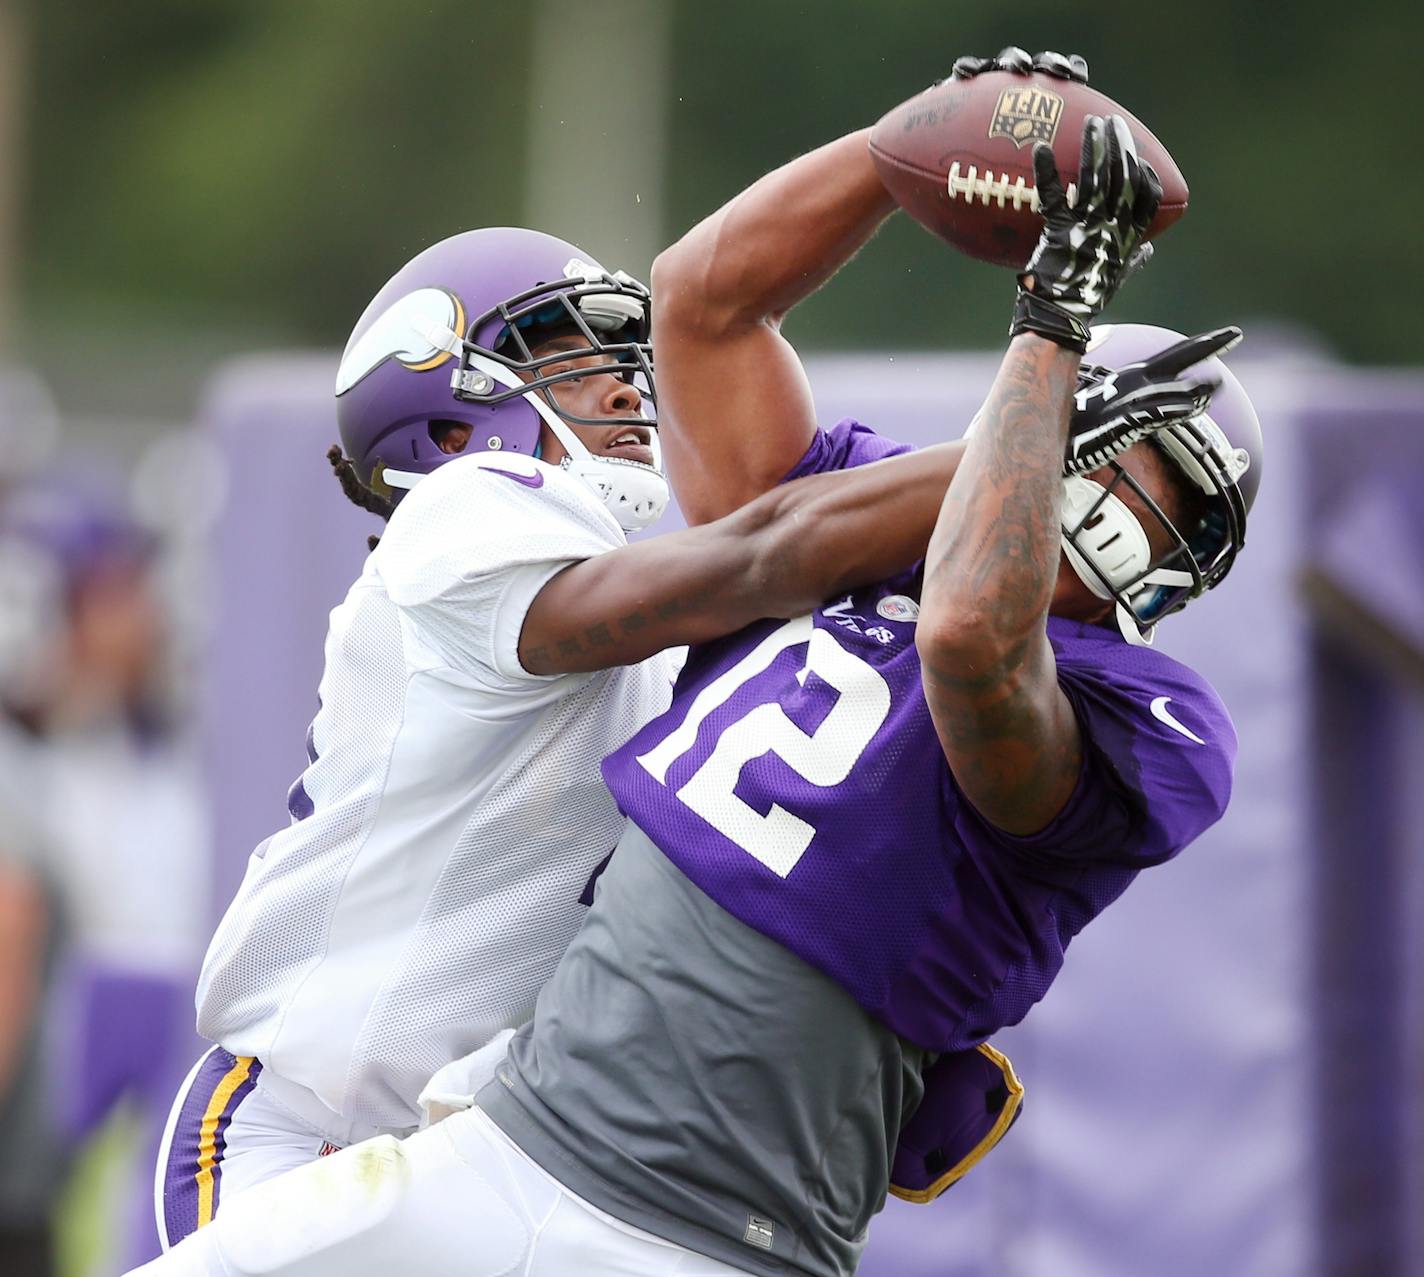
left=327, top=444, right=396, bottom=551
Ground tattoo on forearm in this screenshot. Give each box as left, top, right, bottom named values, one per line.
left=926, top=342, right=1073, bottom=632
left=535, top=577, right=730, bottom=671
left=921, top=643, right=1074, bottom=794
left=916, top=340, right=1083, bottom=828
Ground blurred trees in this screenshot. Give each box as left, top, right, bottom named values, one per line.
left=11, top=0, right=1414, bottom=413
left=0, top=0, right=29, bottom=345
left=660, top=0, right=1412, bottom=363
left=24, top=1, right=528, bottom=345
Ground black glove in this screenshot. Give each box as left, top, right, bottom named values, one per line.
left=1064, top=326, right=1243, bottom=476
left=950, top=47, right=1089, bottom=83
left=1011, top=115, right=1163, bottom=353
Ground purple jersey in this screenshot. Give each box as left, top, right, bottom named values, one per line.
left=602, top=420, right=1236, bottom=1052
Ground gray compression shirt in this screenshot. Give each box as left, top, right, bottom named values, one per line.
left=477, top=821, right=930, bottom=1277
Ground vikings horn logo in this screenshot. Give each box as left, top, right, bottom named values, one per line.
left=335, top=288, right=467, bottom=395
left=988, top=86, right=1065, bottom=149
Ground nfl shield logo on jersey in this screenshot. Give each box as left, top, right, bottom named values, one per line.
left=877, top=594, right=919, bottom=622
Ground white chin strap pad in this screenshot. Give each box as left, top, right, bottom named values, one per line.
left=564, top=453, right=670, bottom=531
left=1061, top=476, right=1197, bottom=647
left=1060, top=476, right=1152, bottom=601
left=520, top=377, right=669, bottom=533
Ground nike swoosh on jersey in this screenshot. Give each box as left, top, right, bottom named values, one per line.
left=1150, top=695, right=1205, bottom=745
left=485, top=466, right=544, bottom=489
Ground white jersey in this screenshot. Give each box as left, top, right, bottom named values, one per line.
left=195, top=452, right=676, bottom=1132
left=37, top=723, right=210, bottom=975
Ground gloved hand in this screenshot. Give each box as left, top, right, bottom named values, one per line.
left=950, top=46, right=1089, bottom=83
left=1064, top=326, right=1243, bottom=476
left=1010, top=114, right=1163, bottom=352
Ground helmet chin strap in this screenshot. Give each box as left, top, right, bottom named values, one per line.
left=537, top=408, right=670, bottom=534
left=1059, top=476, right=1194, bottom=647
left=1114, top=601, right=1156, bottom=647
left=469, top=354, right=670, bottom=533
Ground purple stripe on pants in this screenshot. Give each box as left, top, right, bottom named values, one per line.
left=160, top=1049, right=262, bottom=1247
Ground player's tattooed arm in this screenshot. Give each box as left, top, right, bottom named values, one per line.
left=916, top=335, right=1085, bottom=836
left=918, top=115, right=1159, bottom=834
left=652, top=130, right=898, bottom=526
left=519, top=584, right=725, bottom=674
left=519, top=441, right=967, bottom=676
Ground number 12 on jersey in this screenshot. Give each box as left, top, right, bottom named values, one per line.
left=636, top=614, right=891, bottom=878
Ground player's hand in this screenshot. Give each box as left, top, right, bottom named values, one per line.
left=950, top=48, right=1089, bottom=83
left=1064, top=326, right=1243, bottom=476
left=1010, top=114, right=1163, bottom=352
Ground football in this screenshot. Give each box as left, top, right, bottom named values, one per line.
left=869, top=71, right=1188, bottom=268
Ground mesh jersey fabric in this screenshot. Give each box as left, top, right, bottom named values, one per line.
left=602, top=419, right=1237, bottom=1054
left=195, top=453, right=676, bottom=1131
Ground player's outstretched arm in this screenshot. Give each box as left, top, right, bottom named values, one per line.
left=651, top=129, right=896, bottom=526
left=917, top=335, right=1083, bottom=834
left=917, top=115, right=1160, bottom=835
left=652, top=51, right=1094, bottom=529
left=518, top=441, right=963, bottom=675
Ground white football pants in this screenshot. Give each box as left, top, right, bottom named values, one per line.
left=128, top=1105, right=756, bottom=1277
left=154, top=1048, right=393, bottom=1251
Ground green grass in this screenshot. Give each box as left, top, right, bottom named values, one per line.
left=55, top=1108, right=143, bottom=1277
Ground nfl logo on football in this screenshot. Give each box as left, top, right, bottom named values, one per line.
left=988, top=86, right=1064, bottom=148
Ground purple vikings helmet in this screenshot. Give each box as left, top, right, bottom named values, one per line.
left=1061, top=323, right=1263, bottom=645
left=334, top=227, right=667, bottom=531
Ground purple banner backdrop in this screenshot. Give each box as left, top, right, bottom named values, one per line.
left=811, top=355, right=1313, bottom=1277
left=1295, top=382, right=1424, bottom=1277
left=199, top=356, right=374, bottom=916
left=195, top=349, right=1424, bottom=1276
left=1404, top=703, right=1424, bottom=1277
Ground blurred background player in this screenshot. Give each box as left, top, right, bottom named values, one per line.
left=125, top=90, right=1262, bottom=1277
left=0, top=366, right=62, bottom=1277
left=0, top=682, right=59, bottom=1277
left=0, top=469, right=207, bottom=1277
